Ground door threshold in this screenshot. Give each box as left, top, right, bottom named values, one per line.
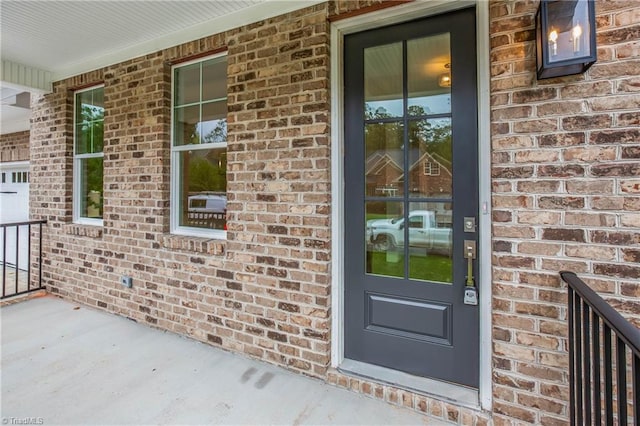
left=338, top=359, right=480, bottom=411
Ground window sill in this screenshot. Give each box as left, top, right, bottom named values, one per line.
left=65, top=224, right=103, bottom=239
left=161, top=234, right=225, bottom=255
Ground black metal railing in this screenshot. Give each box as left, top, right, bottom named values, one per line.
left=562, top=271, right=640, bottom=426
left=1, top=220, right=46, bottom=299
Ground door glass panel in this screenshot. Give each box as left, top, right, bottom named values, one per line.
left=365, top=122, right=404, bottom=197
left=408, top=202, right=453, bottom=283
left=408, top=118, right=452, bottom=198
left=366, top=201, right=404, bottom=279
left=364, top=43, right=403, bottom=118
left=407, top=34, right=451, bottom=115
left=362, top=31, right=456, bottom=285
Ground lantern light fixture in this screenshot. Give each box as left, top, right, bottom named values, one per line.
left=535, top=0, right=597, bottom=79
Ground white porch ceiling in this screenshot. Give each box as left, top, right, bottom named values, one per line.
left=0, top=0, right=323, bottom=134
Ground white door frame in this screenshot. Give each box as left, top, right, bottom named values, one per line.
left=330, top=0, right=492, bottom=410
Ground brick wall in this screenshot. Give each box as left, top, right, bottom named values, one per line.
left=31, top=2, right=331, bottom=378
left=27, top=0, right=640, bottom=425
left=0, top=130, right=30, bottom=162
left=489, top=0, right=640, bottom=424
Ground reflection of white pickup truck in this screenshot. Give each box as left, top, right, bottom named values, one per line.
left=186, top=194, right=227, bottom=230
left=188, top=194, right=227, bottom=213
left=366, top=210, right=452, bottom=254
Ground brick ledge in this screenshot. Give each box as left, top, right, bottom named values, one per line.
left=64, top=224, right=103, bottom=238
left=161, top=234, right=225, bottom=255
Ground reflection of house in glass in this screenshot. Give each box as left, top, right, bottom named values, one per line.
left=365, top=149, right=452, bottom=227
left=408, top=151, right=452, bottom=197
left=366, top=150, right=403, bottom=197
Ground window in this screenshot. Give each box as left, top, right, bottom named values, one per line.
left=409, top=216, right=424, bottom=229
left=423, top=161, right=440, bottom=176
left=74, top=86, right=104, bottom=223
left=171, top=54, right=227, bottom=237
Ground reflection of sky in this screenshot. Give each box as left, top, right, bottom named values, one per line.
left=198, top=119, right=227, bottom=143
left=366, top=94, right=451, bottom=117
left=200, top=119, right=226, bottom=135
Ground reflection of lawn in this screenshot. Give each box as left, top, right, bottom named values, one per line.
left=366, top=213, right=394, bottom=221
left=369, top=251, right=452, bottom=283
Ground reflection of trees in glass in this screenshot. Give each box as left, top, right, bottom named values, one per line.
left=410, top=122, right=451, bottom=161
left=365, top=105, right=402, bottom=152
left=188, top=154, right=226, bottom=193
left=365, top=104, right=451, bottom=160
left=85, top=157, right=103, bottom=216
left=202, top=120, right=227, bottom=144
left=79, top=104, right=104, bottom=153
left=180, top=119, right=227, bottom=145
left=182, top=119, right=227, bottom=193
left=78, top=99, right=104, bottom=216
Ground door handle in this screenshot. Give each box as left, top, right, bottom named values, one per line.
left=463, top=240, right=478, bottom=306
left=463, top=240, right=476, bottom=285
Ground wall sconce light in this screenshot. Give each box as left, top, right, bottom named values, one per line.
left=535, top=0, right=596, bottom=79
left=438, top=63, right=451, bottom=88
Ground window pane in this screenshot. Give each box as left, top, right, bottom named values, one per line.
left=79, top=157, right=104, bottom=219
left=365, top=43, right=403, bottom=118
left=408, top=202, right=453, bottom=284
left=202, top=58, right=227, bottom=101
left=365, top=122, right=404, bottom=197
left=366, top=201, right=405, bottom=279
left=407, top=33, right=451, bottom=115
left=201, top=101, right=227, bottom=144
left=173, top=105, right=200, bottom=146
left=174, top=63, right=200, bottom=106
left=75, top=87, right=104, bottom=154
left=408, top=118, right=452, bottom=198
left=179, top=148, right=227, bottom=230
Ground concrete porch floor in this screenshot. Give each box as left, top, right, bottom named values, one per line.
left=1, top=295, right=438, bottom=425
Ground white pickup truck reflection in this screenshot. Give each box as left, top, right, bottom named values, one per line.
left=187, top=194, right=227, bottom=230
left=366, top=210, right=452, bottom=254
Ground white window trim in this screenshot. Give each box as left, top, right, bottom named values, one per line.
left=170, top=52, right=228, bottom=240
left=73, top=85, right=104, bottom=226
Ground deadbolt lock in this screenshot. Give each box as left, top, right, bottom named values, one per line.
left=463, top=217, right=476, bottom=233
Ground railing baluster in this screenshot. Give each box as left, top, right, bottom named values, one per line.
left=568, top=286, right=576, bottom=426
left=617, top=337, right=627, bottom=425
left=14, top=225, right=20, bottom=294
left=562, top=271, right=639, bottom=426
left=0, top=220, right=47, bottom=299
left=583, top=301, right=592, bottom=425
left=38, top=221, right=43, bottom=290
left=634, top=354, right=639, bottom=426
left=14, top=225, right=20, bottom=293
left=2, top=226, right=6, bottom=298
left=27, top=223, right=32, bottom=291
left=604, top=325, right=614, bottom=425
left=575, top=295, right=583, bottom=425
left=592, top=311, right=601, bottom=426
